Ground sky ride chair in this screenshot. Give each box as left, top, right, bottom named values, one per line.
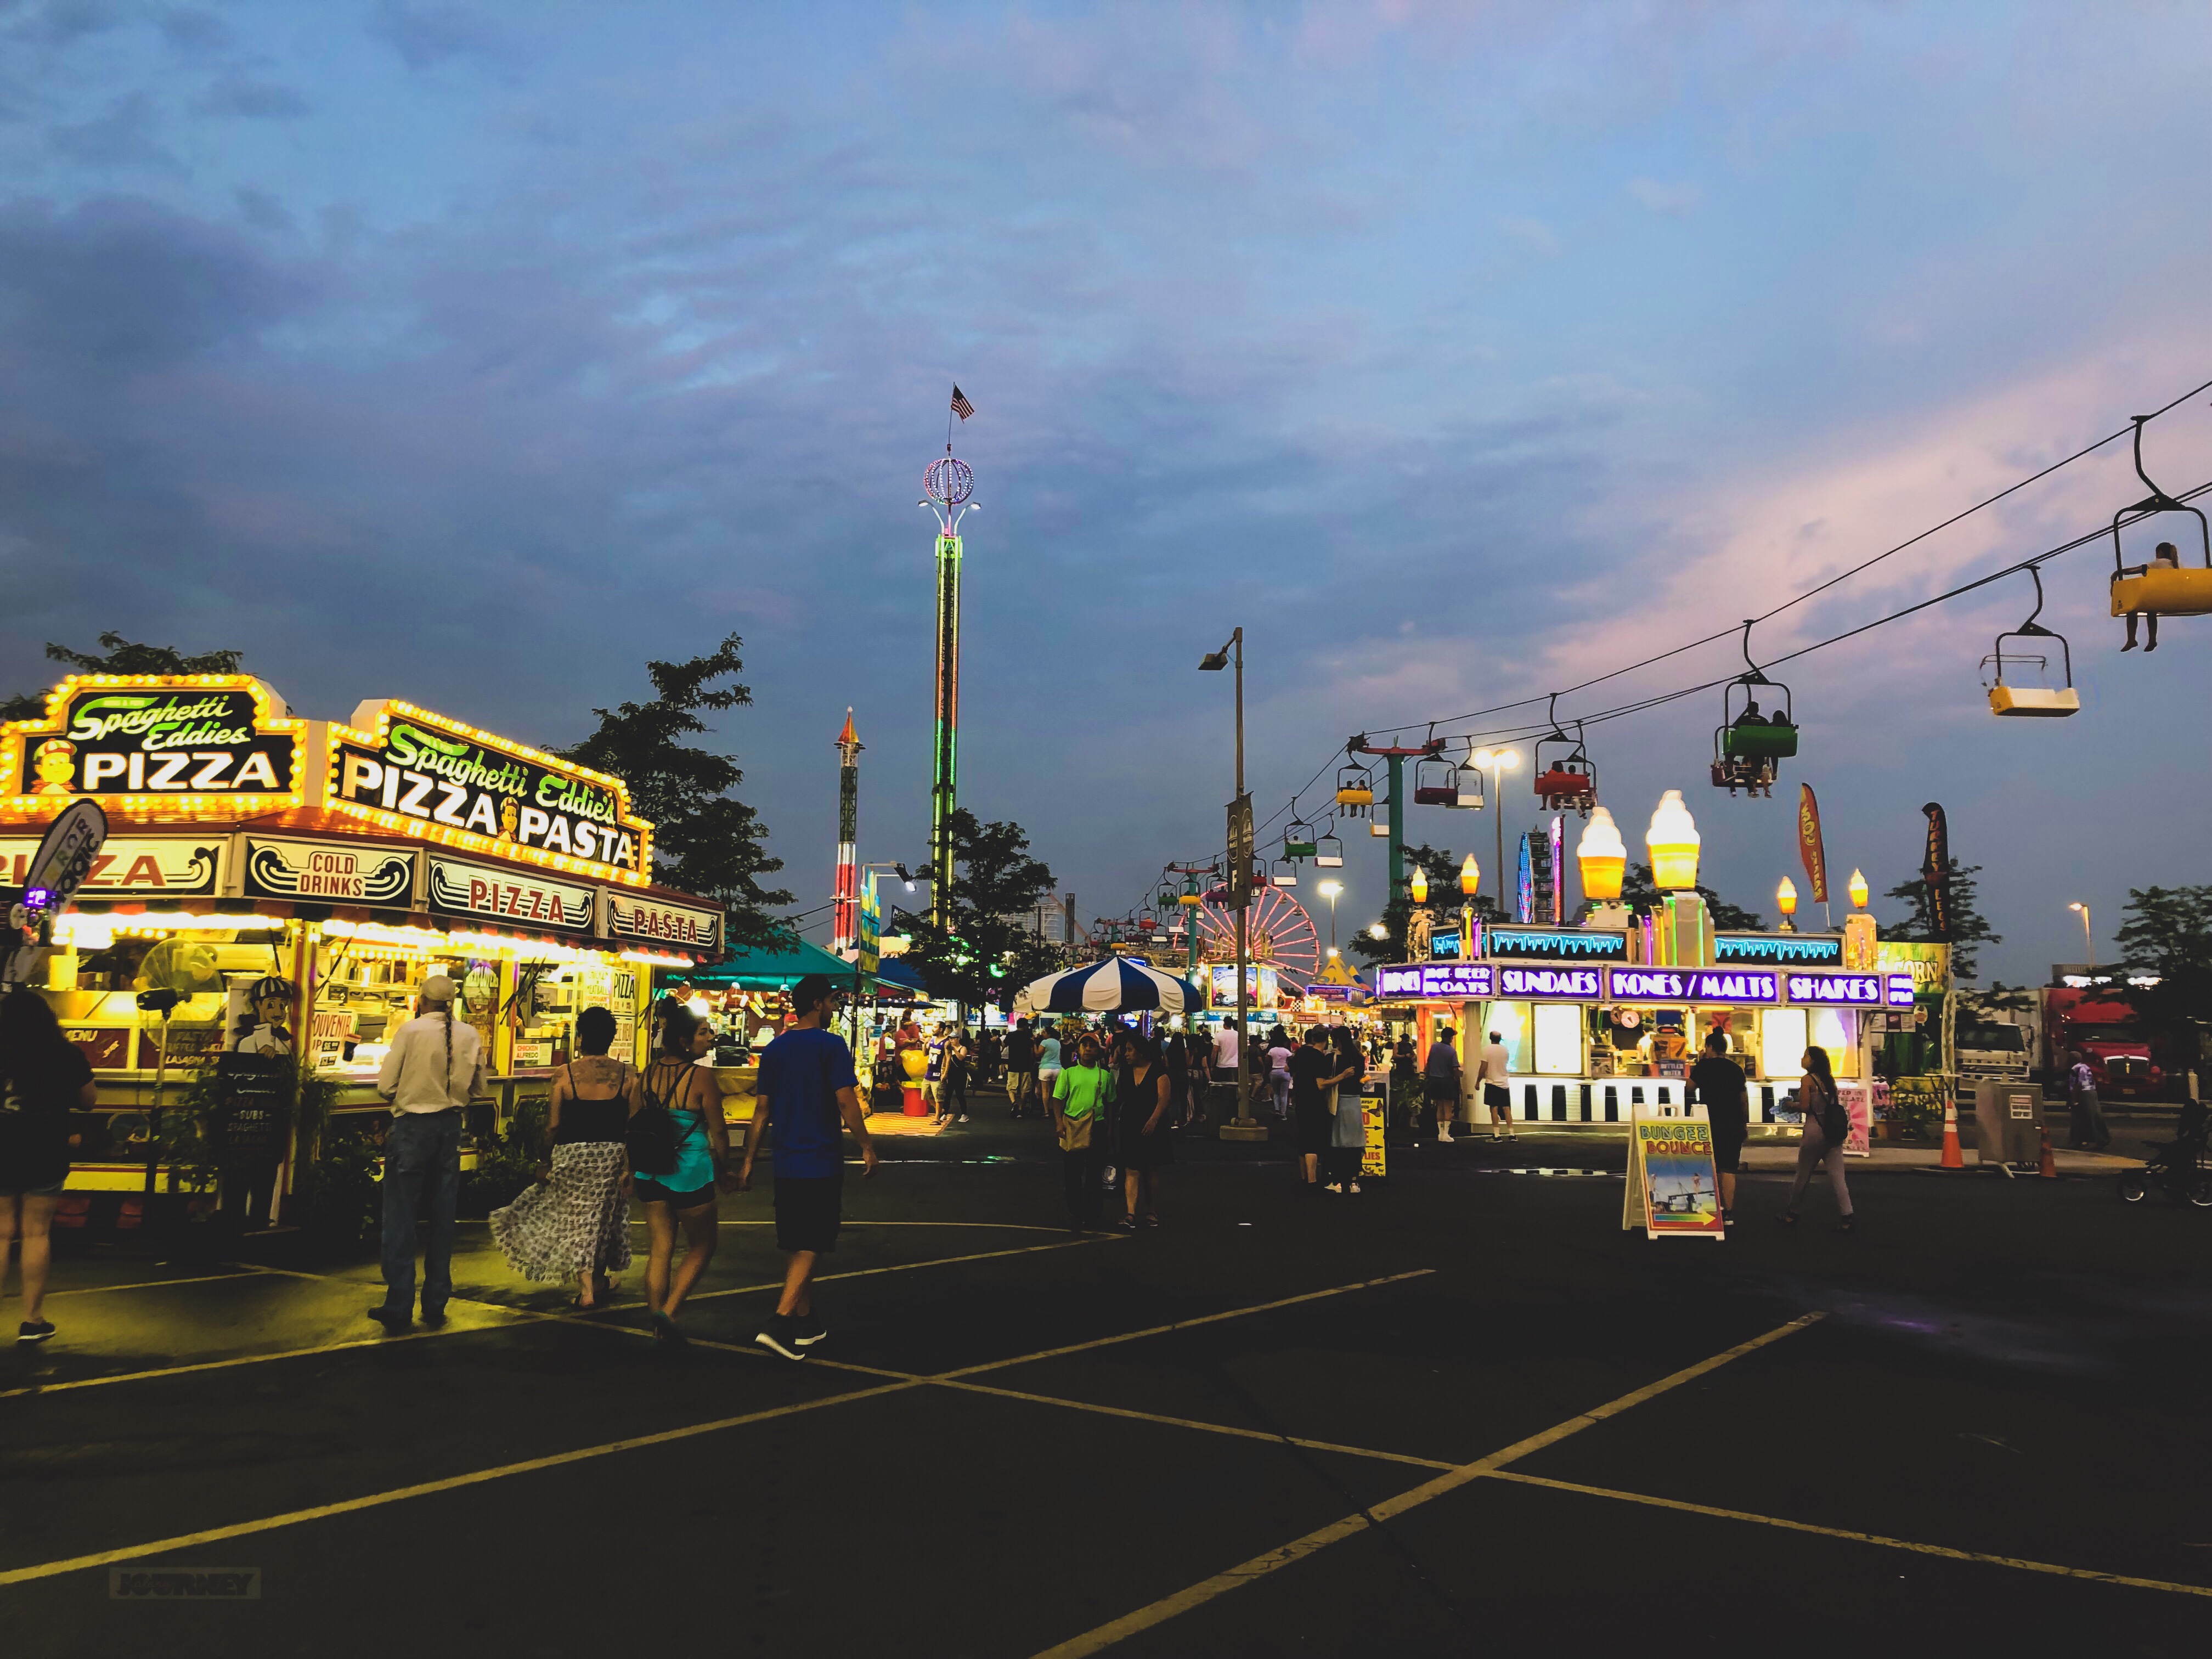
left=1709, top=623, right=1796, bottom=798
left=1982, top=567, right=2080, bottom=718
left=1532, top=712, right=1598, bottom=814
left=2108, top=414, right=2212, bottom=653
left=1411, top=752, right=1463, bottom=806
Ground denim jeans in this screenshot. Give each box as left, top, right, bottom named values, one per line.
left=380, top=1109, right=462, bottom=1318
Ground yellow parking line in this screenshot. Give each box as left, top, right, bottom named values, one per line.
left=1028, top=1312, right=1823, bottom=1658
left=682, top=1236, right=1105, bottom=1303
left=0, top=1319, right=512, bottom=1400
left=0, top=1380, right=920, bottom=1587
left=44, top=1272, right=261, bottom=1299
left=1485, top=1471, right=2212, bottom=1599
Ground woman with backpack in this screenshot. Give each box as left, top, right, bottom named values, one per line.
left=1781, top=1045, right=1855, bottom=1234
left=0, top=990, right=95, bottom=1345
left=634, top=1003, right=730, bottom=1342
left=490, top=1007, right=636, bottom=1310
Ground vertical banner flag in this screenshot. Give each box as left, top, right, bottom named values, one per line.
left=1920, top=802, right=1952, bottom=940
left=1548, top=815, right=1565, bottom=924
left=1797, top=785, right=1829, bottom=905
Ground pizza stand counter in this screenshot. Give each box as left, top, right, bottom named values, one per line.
left=0, top=675, right=723, bottom=1199
left=1375, top=907, right=1949, bottom=1140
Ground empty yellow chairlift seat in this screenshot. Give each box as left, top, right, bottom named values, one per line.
left=1988, top=684, right=2080, bottom=718
left=2111, top=567, right=2212, bottom=616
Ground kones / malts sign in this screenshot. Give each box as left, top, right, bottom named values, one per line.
left=1, top=677, right=303, bottom=805
left=328, top=699, right=650, bottom=879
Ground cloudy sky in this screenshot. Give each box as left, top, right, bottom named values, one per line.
left=3, top=1, right=2208, bottom=983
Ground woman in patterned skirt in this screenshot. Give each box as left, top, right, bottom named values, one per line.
left=492, top=1007, right=637, bottom=1308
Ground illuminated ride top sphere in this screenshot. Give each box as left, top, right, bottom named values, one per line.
left=924, top=456, right=974, bottom=509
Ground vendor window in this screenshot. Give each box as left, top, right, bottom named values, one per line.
left=1483, top=1001, right=1528, bottom=1073
left=1532, top=1002, right=1582, bottom=1076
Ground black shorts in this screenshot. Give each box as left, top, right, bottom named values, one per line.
left=1710, top=1114, right=1748, bottom=1173
left=775, top=1174, right=844, bottom=1254
left=633, top=1176, right=717, bottom=1210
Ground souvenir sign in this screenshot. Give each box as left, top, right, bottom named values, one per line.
left=426, top=856, right=594, bottom=932
left=606, top=891, right=723, bottom=955
left=1621, top=1107, right=1725, bottom=1240
left=1, top=677, right=302, bottom=807
left=1609, top=968, right=1779, bottom=1005
left=244, top=838, right=414, bottom=905
left=328, top=700, right=649, bottom=879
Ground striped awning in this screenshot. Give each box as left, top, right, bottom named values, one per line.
left=1013, top=956, right=1201, bottom=1015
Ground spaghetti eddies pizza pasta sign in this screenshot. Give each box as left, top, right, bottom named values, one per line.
left=0, top=676, right=303, bottom=809
left=327, top=700, right=651, bottom=881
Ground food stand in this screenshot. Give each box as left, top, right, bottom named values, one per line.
left=1374, top=909, right=1935, bottom=1137
left=0, top=675, right=723, bottom=1191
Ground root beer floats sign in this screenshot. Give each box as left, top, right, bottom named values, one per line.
left=328, top=700, right=650, bottom=882
left=1, top=677, right=303, bottom=808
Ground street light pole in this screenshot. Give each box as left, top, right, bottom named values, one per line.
left=2069, top=901, right=2094, bottom=974
left=1318, top=881, right=1341, bottom=955
left=1200, top=629, right=1260, bottom=1138
left=1471, top=748, right=1520, bottom=921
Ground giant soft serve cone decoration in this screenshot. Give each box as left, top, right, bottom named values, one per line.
left=1644, top=791, right=1701, bottom=891
left=1577, top=806, right=1627, bottom=902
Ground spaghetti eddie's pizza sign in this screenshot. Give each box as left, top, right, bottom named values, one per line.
left=328, top=700, right=650, bottom=879
left=2, top=677, right=302, bottom=805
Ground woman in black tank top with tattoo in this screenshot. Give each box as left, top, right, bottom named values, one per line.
left=490, top=1007, right=639, bottom=1308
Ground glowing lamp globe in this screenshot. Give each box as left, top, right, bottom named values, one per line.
left=1459, top=854, right=1481, bottom=896
left=1409, top=867, right=1429, bottom=905
left=1847, top=868, right=1869, bottom=910
left=1644, top=791, right=1701, bottom=891
left=1776, top=876, right=1798, bottom=918
left=1577, top=806, right=1627, bottom=902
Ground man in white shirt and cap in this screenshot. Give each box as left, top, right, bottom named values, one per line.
left=369, top=975, right=486, bottom=1330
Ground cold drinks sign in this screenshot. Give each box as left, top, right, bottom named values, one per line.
left=328, top=700, right=651, bottom=879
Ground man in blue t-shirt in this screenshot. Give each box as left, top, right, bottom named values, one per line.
left=739, top=973, right=874, bottom=1361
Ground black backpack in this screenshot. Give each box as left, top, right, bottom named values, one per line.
left=627, top=1060, right=691, bottom=1177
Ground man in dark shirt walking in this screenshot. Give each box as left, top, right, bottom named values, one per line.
left=740, top=974, right=877, bottom=1359
left=1689, top=1031, right=1750, bottom=1224
left=1288, top=1028, right=1340, bottom=1189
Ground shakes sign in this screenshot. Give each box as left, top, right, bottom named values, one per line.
left=327, top=701, right=650, bottom=880
left=2, top=677, right=302, bottom=805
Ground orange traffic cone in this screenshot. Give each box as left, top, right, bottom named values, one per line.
left=2038, top=1122, right=2058, bottom=1180
left=1939, top=1098, right=1964, bottom=1169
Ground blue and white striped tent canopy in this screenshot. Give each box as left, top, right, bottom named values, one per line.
left=1014, top=956, right=1202, bottom=1015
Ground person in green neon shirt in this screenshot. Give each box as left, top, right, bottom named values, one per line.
left=1051, top=1033, right=1116, bottom=1233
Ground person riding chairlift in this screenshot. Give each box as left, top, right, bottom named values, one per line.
left=2120, top=540, right=2182, bottom=653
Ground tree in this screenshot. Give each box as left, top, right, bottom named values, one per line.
left=559, top=635, right=791, bottom=951
left=1883, top=859, right=1999, bottom=981
left=3, top=632, right=247, bottom=719
left=2113, top=885, right=2212, bottom=1030
left=1348, top=843, right=1504, bottom=966
left=1616, top=863, right=1765, bottom=930
left=899, top=809, right=1059, bottom=1011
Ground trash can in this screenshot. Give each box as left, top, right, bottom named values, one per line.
left=1971, top=1079, right=2044, bottom=1169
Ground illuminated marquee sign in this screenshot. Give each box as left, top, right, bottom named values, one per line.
left=1783, top=972, right=1882, bottom=1006
left=427, top=856, right=595, bottom=932
left=328, top=701, right=649, bottom=880
left=1497, top=966, right=1602, bottom=998
left=244, top=838, right=414, bottom=905
left=606, top=891, right=723, bottom=954
left=1609, top=968, right=1779, bottom=1005
left=1, top=677, right=302, bottom=810
left=1715, top=932, right=1841, bottom=965
left=1483, top=928, right=1626, bottom=961
left=0, top=837, right=221, bottom=898
left=1375, top=963, right=1495, bottom=1000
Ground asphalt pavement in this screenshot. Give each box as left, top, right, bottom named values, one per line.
left=2, top=1087, right=2207, bottom=1658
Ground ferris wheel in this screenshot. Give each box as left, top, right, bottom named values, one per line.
left=1193, top=887, right=1323, bottom=983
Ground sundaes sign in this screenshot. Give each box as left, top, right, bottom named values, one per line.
left=328, top=700, right=649, bottom=878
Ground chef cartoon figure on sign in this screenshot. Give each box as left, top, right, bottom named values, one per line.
left=498, top=797, right=518, bottom=840
left=30, top=739, right=76, bottom=795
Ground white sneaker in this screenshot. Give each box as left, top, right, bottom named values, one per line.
left=1438, top=1128, right=1454, bottom=1143
left=1347, top=1181, right=1361, bottom=1194
left=1322, top=1183, right=1342, bottom=1194
left=957, top=1114, right=969, bottom=1122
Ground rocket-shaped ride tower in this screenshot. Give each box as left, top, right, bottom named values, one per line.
left=831, top=709, right=861, bottom=956
left=921, top=452, right=975, bottom=930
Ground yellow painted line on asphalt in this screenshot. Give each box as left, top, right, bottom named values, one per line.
left=939, top=1378, right=1456, bottom=1472
left=1028, top=1312, right=1824, bottom=1658
left=1484, top=1471, right=2212, bottom=1599
left=683, top=1235, right=1106, bottom=1303
left=0, top=1380, right=921, bottom=1587
left=0, top=1321, right=504, bottom=1400
left=940, top=1269, right=1437, bottom=1380
left=44, top=1272, right=261, bottom=1299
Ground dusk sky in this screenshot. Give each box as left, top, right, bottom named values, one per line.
left=4, top=1, right=2208, bottom=984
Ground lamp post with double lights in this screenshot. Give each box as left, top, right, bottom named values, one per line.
left=2068, top=901, right=2095, bottom=974
left=1199, top=629, right=1262, bottom=1139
